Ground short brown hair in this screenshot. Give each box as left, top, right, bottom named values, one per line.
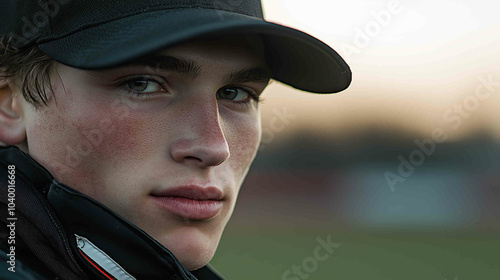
left=0, top=36, right=54, bottom=107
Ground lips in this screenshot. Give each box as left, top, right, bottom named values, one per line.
left=150, top=185, right=223, bottom=220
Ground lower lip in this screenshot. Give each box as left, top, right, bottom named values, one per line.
left=151, top=196, right=223, bottom=220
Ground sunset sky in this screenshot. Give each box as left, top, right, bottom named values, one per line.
left=260, top=0, right=500, bottom=142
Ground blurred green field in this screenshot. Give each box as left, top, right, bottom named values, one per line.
left=210, top=228, right=500, bottom=280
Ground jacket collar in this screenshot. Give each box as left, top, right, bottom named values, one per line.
left=0, top=146, right=223, bottom=280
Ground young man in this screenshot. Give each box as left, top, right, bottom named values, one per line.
left=0, top=0, right=351, bottom=279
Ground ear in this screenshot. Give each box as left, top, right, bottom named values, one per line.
left=0, top=78, right=26, bottom=146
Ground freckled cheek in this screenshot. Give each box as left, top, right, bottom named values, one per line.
left=82, top=113, right=162, bottom=166
left=225, top=116, right=261, bottom=176
left=29, top=106, right=158, bottom=185
left=67, top=115, right=161, bottom=201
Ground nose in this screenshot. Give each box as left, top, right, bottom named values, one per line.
left=170, top=99, right=230, bottom=168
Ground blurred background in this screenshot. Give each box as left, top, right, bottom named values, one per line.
left=210, top=0, right=500, bottom=279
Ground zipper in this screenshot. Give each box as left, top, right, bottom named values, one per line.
left=75, top=234, right=137, bottom=280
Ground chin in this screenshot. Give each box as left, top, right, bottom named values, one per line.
left=156, top=225, right=222, bottom=271
left=179, top=251, right=215, bottom=271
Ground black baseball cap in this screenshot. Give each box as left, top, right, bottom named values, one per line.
left=0, top=0, right=351, bottom=93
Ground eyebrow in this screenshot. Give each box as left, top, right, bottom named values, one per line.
left=224, top=68, right=271, bottom=85
left=128, top=55, right=202, bottom=79
left=127, top=55, right=271, bottom=84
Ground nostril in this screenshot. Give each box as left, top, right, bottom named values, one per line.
left=184, top=156, right=200, bottom=161
left=171, top=144, right=229, bottom=168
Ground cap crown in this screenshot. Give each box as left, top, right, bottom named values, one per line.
left=1, top=0, right=263, bottom=48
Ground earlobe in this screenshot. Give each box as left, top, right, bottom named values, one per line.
left=0, top=78, right=26, bottom=146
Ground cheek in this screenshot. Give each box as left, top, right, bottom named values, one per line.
left=25, top=104, right=84, bottom=181
left=25, top=95, right=158, bottom=194
left=225, top=112, right=261, bottom=178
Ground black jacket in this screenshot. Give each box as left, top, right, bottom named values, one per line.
left=0, top=146, right=224, bottom=279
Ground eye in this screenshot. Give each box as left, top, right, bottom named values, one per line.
left=217, top=86, right=257, bottom=102
left=125, top=78, right=165, bottom=93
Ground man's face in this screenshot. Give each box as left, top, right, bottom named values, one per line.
left=19, top=37, right=269, bottom=270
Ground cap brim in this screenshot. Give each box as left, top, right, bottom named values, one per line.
left=39, top=9, right=351, bottom=93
